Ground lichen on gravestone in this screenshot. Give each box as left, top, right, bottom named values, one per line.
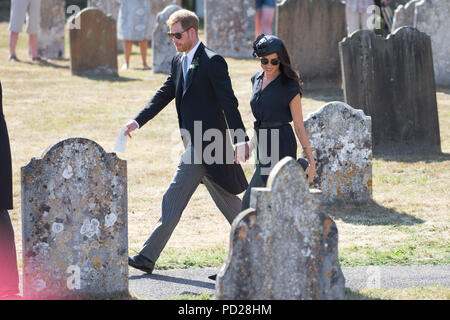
left=21, top=137, right=128, bottom=299
left=216, top=157, right=345, bottom=300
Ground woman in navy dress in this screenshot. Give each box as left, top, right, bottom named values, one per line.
left=240, top=34, right=316, bottom=210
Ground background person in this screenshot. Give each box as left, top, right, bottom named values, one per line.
left=117, top=0, right=151, bottom=70
left=254, top=0, right=276, bottom=39
left=8, top=0, right=44, bottom=62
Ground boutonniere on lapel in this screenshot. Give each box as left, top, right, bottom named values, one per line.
left=190, top=57, right=199, bottom=70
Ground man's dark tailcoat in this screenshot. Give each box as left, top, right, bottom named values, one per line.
left=0, top=81, right=19, bottom=296
left=0, top=81, right=13, bottom=210
left=134, top=43, right=248, bottom=195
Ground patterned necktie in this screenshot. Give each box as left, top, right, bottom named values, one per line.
left=183, top=55, right=189, bottom=89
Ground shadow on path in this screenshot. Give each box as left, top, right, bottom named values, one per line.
left=129, top=272, right=215, bottom=290
left=322, top=199, right=425, bottom=226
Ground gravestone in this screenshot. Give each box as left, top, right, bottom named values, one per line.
left=149, top=0, right=181, bottom=41
left=38, top=0, right=65, bottom=59
left=303, top=102, right=372, bottom=202
left=21, top=138, right=128, bottom=299
left=87, top=0, right=120, bottom=20
left=152, top=5, right=182, bottom=74
left=414, top=0, right=450, bottom=86
left=68, top=8, right=118, bottom=77
left=391, top=0, right=420, bottom=30
left=391, top=0, right=450, bottom=86
left=216, top=157, right=345, bottom=300
left=339, top=27, right=441, bottom=153
left=277, top=0, right=346, bottom=88
left=205, top=0, right=255, bottom=58
left=390, top=0, right=411, bottom=9
left=87, top=0, right=123, bottom=52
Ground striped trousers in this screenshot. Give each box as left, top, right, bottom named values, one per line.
left=139, top=143, right=242, bottom=263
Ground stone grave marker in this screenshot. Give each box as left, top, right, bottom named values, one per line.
left=21, top=138, right=128, bottom=299
left=87, top=0, right=123, bottom=52
left=38, top=0, right=65, bottom=59
left=87, top=0, right=121, bottom=20
left=414, top=0, right=450, bottom=86
left=149, top=0, right=181, bottom=41
left=277, top=0, right=346, bottom=88
left=205, top=0, right=255, bottom=59
left=216, top=157, right=345, bottom=300
left=339, top=27, right=441, bottom=153
left=68, top=8, right=118, bottom=77
left=391, top=0, right=420, bottom=30
left=152, top=5, right=182, bottom=74
left=303, top=102, right=372, bottom=202
left=392, top=0, right=450, bottom=86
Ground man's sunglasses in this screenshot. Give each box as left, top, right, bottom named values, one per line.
left=260, top=58, right=280, bottom=65
left=167, top=28, right=190, bottom=40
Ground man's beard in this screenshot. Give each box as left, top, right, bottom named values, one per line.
left=175, top=39, right=192, bottom=53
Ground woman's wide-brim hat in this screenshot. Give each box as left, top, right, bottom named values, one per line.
left=252, top=34, right=283, bottom=57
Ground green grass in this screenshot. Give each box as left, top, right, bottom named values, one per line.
left=345, top=286, right=450, bottom=300
left=154, top=246, right=228, bottom=270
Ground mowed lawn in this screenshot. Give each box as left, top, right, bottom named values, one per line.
left=0, top=22, right=449, bottom=275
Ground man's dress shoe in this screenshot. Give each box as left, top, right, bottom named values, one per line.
left=208, top=274, right=217, bottom=281
left=128, top=254, right=155, bottom=274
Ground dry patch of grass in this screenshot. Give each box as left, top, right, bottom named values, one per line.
left=346, top=286, right=450, bottom=300
left=0, top=22, right=449, bottom=270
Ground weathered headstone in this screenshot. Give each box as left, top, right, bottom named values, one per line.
left=22, top=138, right=128, bottom=299
left=152, top=5, right=182, bottom=74
left=391, top=0, right=450, bottom=86
left=38, top=0, right=65, bottom=59
left=149, top=0, right=181, bottom=41
left=87, top=0, right=120, bottom=21
left=205, top=0, right=255, bottom=59
left=68, top=8, right=118, bottom=77
left=339, top=27, right=441, bottom=153
left=303, top=102, right=372, bottom=202
left=391, top=0, right=420, bottom=30
left=277, top=0, right=346, bottom=88
left=87, top=0, right=123, bottom=52
left=216, top=157, right=345, bottom=300
left=390, top=0, right=412, bottom=9
left=414, top=0, right=450, bottom=86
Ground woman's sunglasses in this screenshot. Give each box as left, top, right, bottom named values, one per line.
left=260, top=58, right=280, bottom=66
left=167, top=28, right=191, bottom=40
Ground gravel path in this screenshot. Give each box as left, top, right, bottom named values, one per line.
left=129, top=264, right=450, bottom=299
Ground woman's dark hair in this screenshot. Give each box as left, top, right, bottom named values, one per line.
left=277, top=41, right=303, bottom=89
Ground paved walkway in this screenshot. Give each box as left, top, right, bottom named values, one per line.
left=129, top=265, right=450, bottom=299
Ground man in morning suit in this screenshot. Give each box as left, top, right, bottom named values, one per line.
left=124, top=9, right=250, bottom=274
left=0, top=81, right=20, bottom=299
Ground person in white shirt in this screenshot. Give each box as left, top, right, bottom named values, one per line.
left=8, top=0, right=44, bottom=62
